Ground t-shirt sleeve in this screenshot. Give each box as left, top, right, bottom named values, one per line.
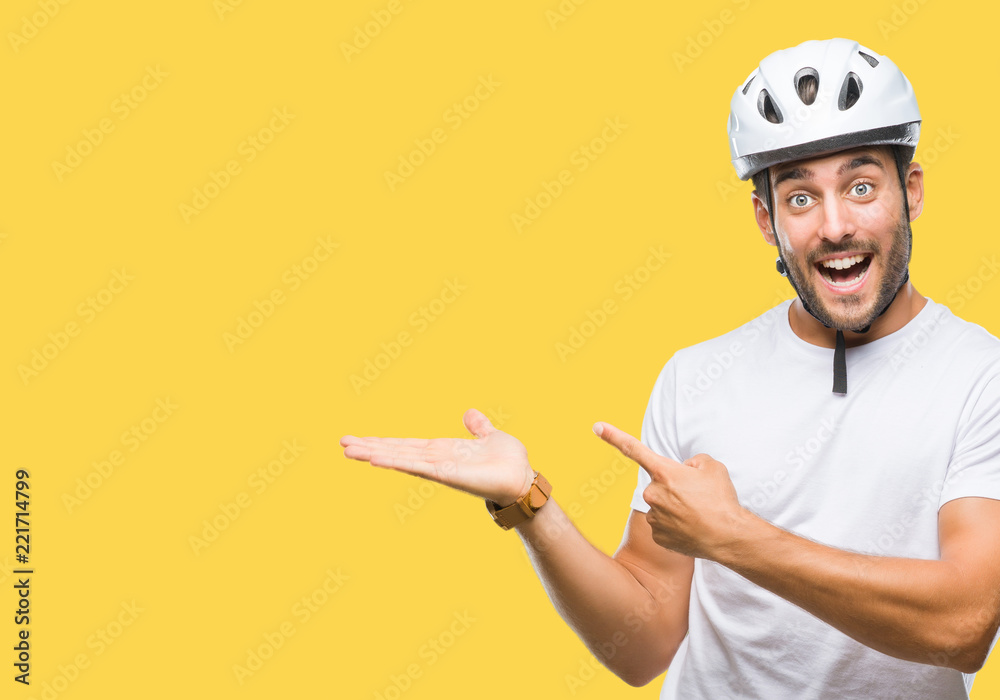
left=939, top=371, right=1000, bottom=508
left=631, top=357, right=684, bottom=513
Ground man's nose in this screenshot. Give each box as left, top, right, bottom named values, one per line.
left=817, top=196, right=857, bottom=243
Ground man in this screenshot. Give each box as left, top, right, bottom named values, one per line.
left=341, top=39, right=1000, bottom=698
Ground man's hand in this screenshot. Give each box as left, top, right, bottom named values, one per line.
left=340, top=408, right=535, bottom=506
left=592, top=421, right=748, bottom=559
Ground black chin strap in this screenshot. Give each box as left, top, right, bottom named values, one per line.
left=833, top=329, right=847, bottom=395
left=762, top=160, right=911, bottom=396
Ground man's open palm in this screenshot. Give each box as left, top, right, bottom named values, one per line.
left=340, top=408, right=535, bottom=506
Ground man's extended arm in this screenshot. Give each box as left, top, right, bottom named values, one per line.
left=340, top=408, right=694, bottom=686
left=594, top=421, right=1000, bottom=673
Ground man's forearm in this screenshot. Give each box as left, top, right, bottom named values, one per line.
left=714, top=509, right=989, bottom=672
left=512, top=498, right=687, bottom=686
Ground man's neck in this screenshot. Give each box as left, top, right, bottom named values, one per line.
left=788, top=283, right=928, bottom=349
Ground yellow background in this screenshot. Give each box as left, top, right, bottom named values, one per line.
left=2, top=0, right=998, bottom=698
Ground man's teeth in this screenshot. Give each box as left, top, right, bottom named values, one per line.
left=821, top=269, right=866, bottom=286
left=818, top=253, right=869, bottom=287
left=820, top=254, right=866, bottom=270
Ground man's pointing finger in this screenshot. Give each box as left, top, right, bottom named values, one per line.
left=592, top=421, right=686, bottom=477
left=593, top=421, right=656, bottom=466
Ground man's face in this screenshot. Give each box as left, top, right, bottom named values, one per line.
left=768, top=146, right=912, bottom=332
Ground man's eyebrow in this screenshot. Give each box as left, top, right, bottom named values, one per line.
left=837, top=154, right=886, bottom=176
left=772, top=167, right=813, bottom=188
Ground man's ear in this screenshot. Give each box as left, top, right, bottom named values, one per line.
left=904, top=162, right=924, bottom=222
left=752, top=190, right=777, bottom=246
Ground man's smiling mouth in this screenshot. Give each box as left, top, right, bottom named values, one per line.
left=816, top=253, right=873, bottom=289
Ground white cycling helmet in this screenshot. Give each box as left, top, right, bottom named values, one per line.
left=728, top=37, right=921, bottom=181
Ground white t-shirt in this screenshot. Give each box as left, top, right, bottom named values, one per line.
left=630, top=298, right=1000, bottom=699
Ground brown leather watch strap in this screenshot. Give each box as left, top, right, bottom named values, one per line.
left=485, top=471, right=551, bottom=530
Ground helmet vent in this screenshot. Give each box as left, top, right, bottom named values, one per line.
left=757, top=89, right=783, bottom=124
left=742, top=73, right=756, bottom=95
left=793, top=67, right=819, bottom=105
left=858, top=51, right=879, bottom=68
left=838, top=72, right=863, bottom=111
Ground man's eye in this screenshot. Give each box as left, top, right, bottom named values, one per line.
left=852, top=183, right=872, bottom=196
left=791, top=194, right=811, bottom=207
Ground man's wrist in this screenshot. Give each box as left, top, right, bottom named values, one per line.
left=486, top=470, right=551, bottom=530
left=709, top=507, right=772, bottom=567
left=493, top=468, right=538, bottom=508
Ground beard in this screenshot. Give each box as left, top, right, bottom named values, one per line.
left=781, top=214, right=911, bottom=332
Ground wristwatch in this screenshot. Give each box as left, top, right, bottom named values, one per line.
left=485, top=471, right=552, bottom=530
